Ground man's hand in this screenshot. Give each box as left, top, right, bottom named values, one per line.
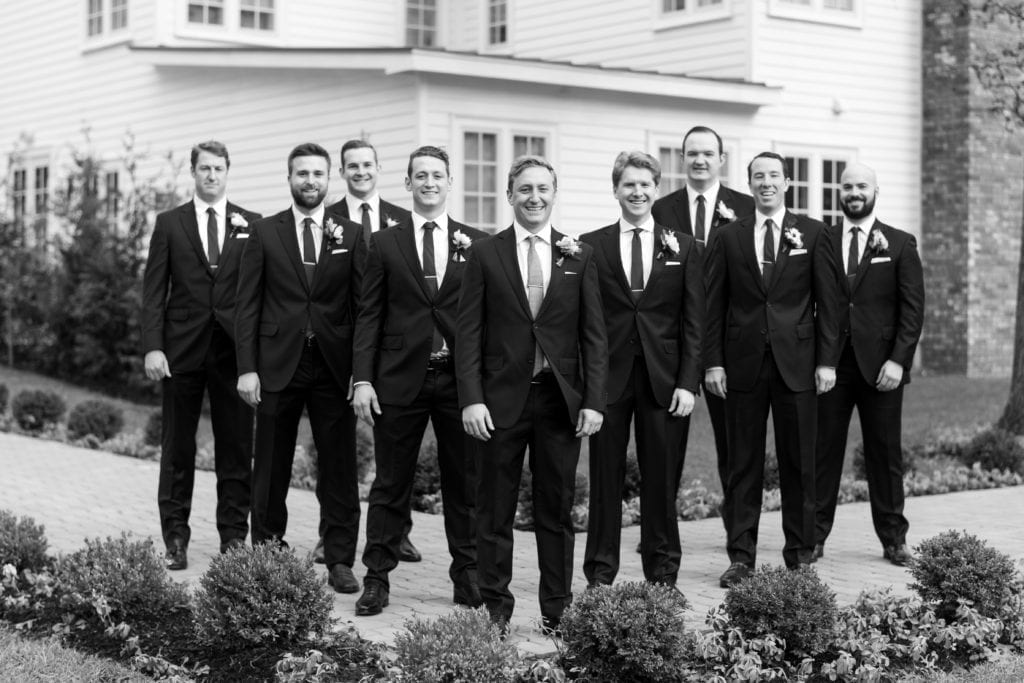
left=352, top=384, right=381, bottom=426
left=668, top=388, right=696, bottom=417
left=237, top=372, right=261, bottom=407
left=705, top=368, right=727, bottom=398
left=462, top=403, right=494, bottom=441
left=575, top=408, right=603, bottom=438
left=144, top=350, right=171, bottom=381
left=815, top=366, right=837, bottom=394
left=875, top=360, right=903, bottom=392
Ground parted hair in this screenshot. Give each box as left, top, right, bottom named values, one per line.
left=506, top=155, right=557, bottom=194
left=612, top=151, right=661, bottom=187
left=682, top=126, right=724, bottom=155
left=407, top=145, right=450, bottom=177
left=191, top=141, right=230, bottom=169
left=340, top=138, right=378, bottom=166
left=747, top=151, right=790, bottom=180
left=287, top=142, right=332, bottom=174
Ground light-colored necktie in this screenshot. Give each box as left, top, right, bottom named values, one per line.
left=526, top=235, right=545, bottom=375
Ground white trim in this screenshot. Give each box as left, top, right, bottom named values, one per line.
left=766, top=0, right=862, bottom=29
left=481, top=0, right=513, bottom=54
left=772, top=142, right=857, bottom=221
left=654, top=0, right=732, bottom=31
left=647, top=130, right=743, bottom=194
left=82, top=0, right=131, bottom=51
left=174, top=0, right=283, bottom=46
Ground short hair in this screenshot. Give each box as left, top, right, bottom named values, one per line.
left=191, top=140, right=230, bottom=169
left=340, top=139, right=378, bottom=166
left=746, top=151, right=789, bottom=181
left=506, top=155, right=557, bottom=194
left=681, top=126, right=723, bottom=156
left=611, top=151, right=661, bottom=187
left=407, top=145, right=450, bottom=177
left=287, top=142, right=332, bottom=174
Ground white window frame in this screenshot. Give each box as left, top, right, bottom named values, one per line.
left=83, top=0, right=130, bottom=49
left=239, top=0, right=275, bottom=32
left=483, top=0, right=511, bottom=51
left=177, top=0, right=282, bottom=44
left=654, top=0, right=731, bottom=31
left=774, top=144, right=856, bottom=222
left=406, top=0, right=439, bottom=47
left=646, top=131, right=742, bottom=195
left=9, top=149, right=54, bottom=249
left=767, top=0, right=862, bottom=29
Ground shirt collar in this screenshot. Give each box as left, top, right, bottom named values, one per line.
left=618, top=216, right=655, bottom=234
left=194, top=195, right=228, bottom=217
left=292, top=203, right=325, bottom=229
left=413, top=212, right=448, bottom=232
left=846, top=214, right=876, bottom=232
left=514, top=222, right=552, bottom=244
left=688, top=181, right=721, bottom=207
left=346, top=193, right=379, bottom=215
left=755, top=207, right=787, bottom=230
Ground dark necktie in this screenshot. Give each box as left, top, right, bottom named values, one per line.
left=206, top=207, right=220, bottom=269
left=360, top=202, right=373, bottom=247
left=301, top=217, right=317, bottom=288
left=694, top=194, right=707, bottom=245
left=762, top=218, right=776, bottom=287
left=526, top=235, right=545, bottom=375
left=422, top=222, right=444, bottom=354
left=629, top=228, right=644, bottom=301
left=847, top=225, right=860, bottom=281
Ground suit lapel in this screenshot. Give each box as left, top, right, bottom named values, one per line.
left=438, top=222, right=461, bottom=296
left=850, top=220, right=879, bottom=294
left=768, top=213, right=797, bottom=291
left=276, top=212, right=310, bottom=294
left=396, top=219, right=434, bottom=302
left=179, top=203, right=213, bottom=277
left=675, top=189, right=693, bottom=234
left=737, top=218, right=765, bottom=295
left=600, top=226, right=633, bottom=301
left=642, top=227, right=667, bottom=301
left=539, top=229, right=566, bottom=318
left=830, top=220, right=850, bottom=295
left=496, top=228, right=532, bottom=318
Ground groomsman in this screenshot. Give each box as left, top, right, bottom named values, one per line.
left=652, top=126, right=754, bottom=513
left=704, top=152, right=840, bottom=587
left=235, top=142, right=365, bottom=593
left=457, top=156, right=607, bottom=633
left=351, top=146, right=487, bottom=616
left=142, top=140, right=260, bottom=570
left=814, top=162, right=924, bottom=566
left=582, top=151, right=703, bottom=587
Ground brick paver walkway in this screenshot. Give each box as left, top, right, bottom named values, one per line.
left=2, top=431, right=1022, bottom=654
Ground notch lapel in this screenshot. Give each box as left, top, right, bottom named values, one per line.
left=438, top=223, right=460, bottom=296
left=396, top=220, right=434, bottom=302
left=496, top=228, right=533, bottom=318
left=737, top=218, right=765, bottom=295
left=538, top=229, right=567, bottom=318
left=178, top=203, right=213, bottom=277
left=277, top=212, right=310, bottom=294
left=642, top=227, right=668, bottom=300
left=600, top=226, right=633, bottom=301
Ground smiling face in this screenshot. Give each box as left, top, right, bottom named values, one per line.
left=405, top=154, right=451, bottom=218
left=839, top=163, right=879, bottom=221
left=191, top=151, right=229, bottom=204
left=341, top=146, right=379, bottom=200
left=682, top=131, right=724, bottom=191
left=614, top=165, right=658, bottom=226
left=508, top=165, right=556, bottom=233
left=747, top=155, right=789, bottom=215
left=288, top=155, right=330, bottom=210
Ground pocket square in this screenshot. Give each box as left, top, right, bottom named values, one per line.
left=234, top=233, right=249, bottom=240
left=870, top=256, right=891, bottom=264
left=665, top=261, right=681, bottom=266
left=564, top=271, right=579, bottom=276
left=331, top=248, right=348, bottom=255
left=790, top=249, right=808, bottom=256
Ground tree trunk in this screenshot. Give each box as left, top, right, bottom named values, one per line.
left=997, top=185, right=1024, bottom=433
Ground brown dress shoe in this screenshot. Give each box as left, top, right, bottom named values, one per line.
left=327, top=564, right=360, bottom=593
left=165, top=537, right=187, bottom=571
left=399, top=534, right=422, bottom=562
left=884, top=543, right=911, bottom=566
left=355, top=580, right=389, bottom=616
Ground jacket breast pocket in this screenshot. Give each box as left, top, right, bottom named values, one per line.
left=259, top=322, right=278, bottom=336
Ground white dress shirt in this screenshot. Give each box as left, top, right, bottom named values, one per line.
left=618, top=216, right=654, bottom=287
left=514, top=222, right=553, bottom=296
left=689, top=181, right=720, bottom=240
left=292, top=203, right=326, bottom=263
left=194, top=195, right=228, bottom=260
left=344, top=193, right=381, bottom=230
left=412, top=212, right=449, bottom=286
left=843, top=213, right=876, bottom=268
left=754, top=207, right=787, bottom=273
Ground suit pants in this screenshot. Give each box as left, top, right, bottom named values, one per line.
left=585, top=355, right=687, bottom=585
left=157, top=325, right=253, bottom=548
left=815, top=343, right=908, bottom=547
left=362, top=367, right=477, bottom=588
left=477, top=374, right=580, bottom=621
left=724, top=348, right=816, bottom=568
left=251, top=342, right=358, bottom=568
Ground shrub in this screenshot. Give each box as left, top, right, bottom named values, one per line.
left=763, top=448, right=780, bottom=490
left=0, top=383, right=8, bottom=414
left=143, top=410, right=162, bottom=447
left=560, top=581, right=689, bottom=682
left=193, top=542, right=332, bottom=651
left=515, top=467, right=589, bottom=531
left=623, top=447, right=641, bottom=500
left=0, top=509, right=48, bottom=571
left=412, top=439, right=441, bottom=498
left=10, top=389, right=66, bottom=432
left=909, top=530, right=1016, bottom=620
left=724, top=565, right=838, bottom=657
left=66, top=399, right=125, bottom=441
left=57, top=534, right=188, bottom=623
left=392, top=607, right=520, bottom=682
left=959, top=427, right=1024, bottom=475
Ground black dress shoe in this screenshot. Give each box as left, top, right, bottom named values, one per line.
left=313, top=536, right=325, bottom=564
left=883, top=543, right=911, bottom=566
left=355, top=580, right=389, bottom=616
left=220, top=538, right=245, bottom=554
left=327, top=564, right=360, bottom=593
left=719, top=562, right=753, bottom=588
left=165, top=537, right=187, bottom=571
left=453, top=580, right=483, bottom=607
left=540, top=615, right=562, bottom=637
left=812, top=543, right=824, bottom=561
left=399, top=534, right=422, bottom=562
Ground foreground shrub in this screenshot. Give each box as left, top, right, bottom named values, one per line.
left=724, top=565, right=838, bottom=657
left=57, top=534, right=188, bottom=623
left=0, top=509, right=48, bottom=571
left=66, top=399, right=124, bottom=441
left=959, top=427, right=1024, bottom=475
left=142, top=410, right=162, bottom=447
left=910, top=530, right=1016, bottom=620
left=0, top=383, right=8, bottom=414
left=623, top=448, right=641, bottom=500
left=392, top=607, right=520, bottom=682
left=194, top=543, right=332, bottom=651
left=560, top=581, right=689, bottom=682
left=274, top=625, right=383, bottom=682
left=10, top=389, right=66, bottom=432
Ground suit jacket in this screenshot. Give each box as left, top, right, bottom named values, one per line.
left=651, top=184, right=755, bottom=246
left=326, top=197, right=411, bottom=232
left=455, top=227, right=608, bottom=428
left=353, top=216, right=488, bottom=405
left=141, top=200, right=262, bottom=372
left=581, top=222, right=704, bottom=405
left=705, top=212, right=840, bottom=393
left=234, top=207, right=366, bottom=392
left=827, top=219, right=924, bottom=385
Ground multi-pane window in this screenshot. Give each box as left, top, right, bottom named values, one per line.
left=34, top=167, right=49, bottom=215
left=111, top=0, right=128, bottom=30
left=105, top=171, right=120, bottom=219
left=659, top=146, right=687, bottom=194
left=487, top=0, right=508, bottom=46
left=12, top=169, right=27, bottom=230
left=663, top=0, right=724, bottom=9
left=87, top=0, right=104, bottom=36
left=406, top=0, right=437, bottom=47
left=240, top=0, right=274, bottom=30
left=785, top=156, right=810, bottom=214
left=784, top=154, right=849, bottom=222
left=769, top=0, right=859, bottom=25
left=821, top=158, right=847, bottom=226
left=188, top=0, right=225, bottom=25
left=463, top=132, right=499, bottom=230
left=86, top=0, right=129, bottom=36
left=512, top=135, right=545, bottom=159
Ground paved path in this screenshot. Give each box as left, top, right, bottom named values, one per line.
left=2, top=431, right=1022, bottom=655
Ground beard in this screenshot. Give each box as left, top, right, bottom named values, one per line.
left=290, top=184, right=327, bottom=210
left=841, top=191, right=877, bottom=220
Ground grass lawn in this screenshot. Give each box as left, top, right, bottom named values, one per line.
left=0, top=626, right=148, bottom=682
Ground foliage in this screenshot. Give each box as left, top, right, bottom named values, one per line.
left=0, top=510, right=48, bottom=571
left=0, top=382, right=8, bottom=414
left=514, top=466, right=589, bottom=532
left=763, top=448, right=780, bottom=490
left=66, top=399, right=125, bottom=441
left=909, top=529, right=1017, bottom=620
left=412, top=439, right=441, bottom=499
left=142, top=410, right=161, bottom=447
left=391, top=607, right=520, bottom=683
left=10, top=389, right=66, bottom=432
left=958, top=427, right=1024, bottom=474
left=193, top=543, right=332, bottom=651
left=676, top=479, right=723, bottom=521
left=560, top=581, right=689, bottom=682
left=623, top=447, right=642, bottom=500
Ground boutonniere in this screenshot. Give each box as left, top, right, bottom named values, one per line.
left=323, top=217, right=345, bottom=245
left=716, top=201, right=736, bottom=223
left=228, top=212, right=248, bottom=237
left=656, top=230, right=680, bottom=260
left=782, top=220, right=803, bottom=250
left=554, top=234, right=582, bottom=267
left=383, top=213, right=399, bottom=229
left=868, top=228, right=888, bottom=254
left=451, top=229, right=472, bottom=262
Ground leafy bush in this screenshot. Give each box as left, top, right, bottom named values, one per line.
left=909, top=530, right=1016, bottom=620
left=193, top=543, right=332, bottom=651
left=143, top=410, right=162, bottom=447
left=0, top=509, right=48, bottom=571
left=959, top=427, right=1024, bottom=474
left=10, top=389, right=66, bottom=432
left=724, top=565, right=838, bottom=657
left=66, top=399, right=124, bottom=441
left=412, top=439, right=441, bottom=498
left=392, top=607, right=520, bottom=682
left=676, top=479, right=723, bottom=521
left=560, top=581, right=689, bottom=682
left=515, top=466, right=589, bottom=531
left=763, top=448, right=780, bottom=490
left=57, top=534, right=188, bottom=623
left=623, top=447, right=641, bottom=500
left=0, top=383, right=8, bottom=414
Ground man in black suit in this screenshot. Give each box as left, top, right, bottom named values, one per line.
left=235, top=142, right=365, bottom=593
left=351, top=146, right=487, bottom=615
left=814, top=162, right=924, bottom=566
left=142, top=140, right=261, bottom=570
left=581, top=151, right=703, bottom=588
left=652, top=126, right=754, bottom=515
left=704, top=152, right=840, bottom=587
left=457, top=156, right=607, bottom=633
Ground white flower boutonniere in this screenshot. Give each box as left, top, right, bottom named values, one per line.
left=451, top=229, right=472, bottom=262
left=783, top=225, right=804, bottom=250
left=383, top=214, right=399, bottom=229
left=868, top=228, right=888, bottom=254
left=656, top=230, right=680, bottom=260
left=554, top=234, right=582, bottom=267
left=228, top=212, right=248, bottom=237
left=323, top=217, right=345, bottom=245
left=716, top=201, right=736, bottom=223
